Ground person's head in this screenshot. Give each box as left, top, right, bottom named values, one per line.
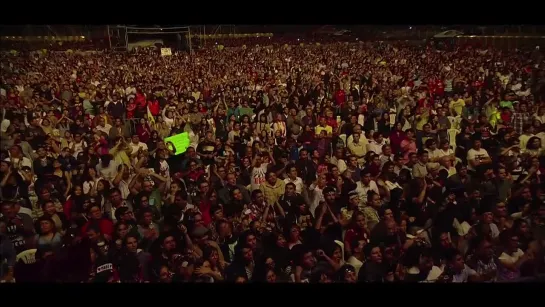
left=42, top=201, right=57, bottom=216
left=494, top=202, right=508, bottom=217
left=142, top=180, right=154, bottom=193
left=514, top=219, right=530, bottom=237
left=124, top=234, right=139, bottom=253
left=360, top=169, right=372, bottom=184
left=235, top=244, right=254, bottom=265
left=322, top=187, right=337, bottom=205
left=37, top=146, right=47, bottom=158
left=139, top=208, right=153, bottom=226
left=230, top=187, right=243, bottom=202
left=217, top=220, right=232, bottom=238
left=40, top=187, right=52, bottom=201
left=425, top=139, right=437, bottom=150
left=38, top=216, right=56, bottom=235
left=445, top=248, right=465, bottom=274
left=456, top=163, right=468, bottom=177
left=158, top=265, right=172, bottom=283
left=173, top=191, right=188, bottom=209
left=472, top=139, right=482, bottom=150
left=109, top=188, right=123, bottom=205
left=252, top=190, right=264, bottom=204
left=203, top=245, right=220, bottom=267
left=365, top=244, right=382, bottom=264
left=418, top=150, right=429, bottom=164
left=438, top=232, right=452, bottom=249
left=383, top=208, right=394, bottom=221
left=527, top=136, right=541, bottom=150
left=373, top=132, right=383, bottom=143
left=385, top=219, right=397, bottom=236
left=88, top=204, right=102, bottom=220
left=196, top=181, right=209, bottom=196
left=406, top=129, right=415, bottom=140
left=86, top=225, right=101, bottom=242
left=160, top=234, right=177, bottom=253
left=283, top=182, right=296, bottom=197
left=225, top=172, right=237, bottom=186
left=368, top=191, right=381, bottom=209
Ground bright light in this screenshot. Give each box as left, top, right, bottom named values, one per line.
left=356, top=38, right=359, bottom=41
left=215, top=42, right=218, bottom=45
left=297, top=38, right=300, bottom=41
left=80, top=36, right=85, bottom=39
left=269, top=37, right=271, bottom=39
left=409, top=27, right=412, bottom=30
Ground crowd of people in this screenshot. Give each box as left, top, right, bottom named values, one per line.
left=1, top=36, right=545, bottom=283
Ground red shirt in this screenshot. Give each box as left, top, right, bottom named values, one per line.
left=325, top=116, right=338, bottom=130
left=427, top=80, right=437, bottom=94
left=126, top=103, right=136, bottom=119
left=81, top=219, right=114, bottom=237
left=335, top=90, right=346, bottom=106
left=199, top=201, right=212, bottom=226
left=344, top=228, right=369, bottom=248
left=148, top=100, right=160, bottom=116
left=472, top=80, right=483, bottom=90
left=435, top=80, right=444, bottom=96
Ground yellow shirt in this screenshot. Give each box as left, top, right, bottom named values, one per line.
left=315, top=125, right=333, bottom=136
left=415, top=113, right=429, bottom=131
left=347, top=141, right=367, bottom=164
left=449, top=99, right=465, bottom=116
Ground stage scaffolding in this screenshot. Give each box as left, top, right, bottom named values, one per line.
left=108, top=25, right=203, bottom=54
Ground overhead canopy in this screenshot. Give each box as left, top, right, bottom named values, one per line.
left=433, top=30, right=464, bottom=38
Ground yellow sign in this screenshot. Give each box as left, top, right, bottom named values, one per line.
left=160, top=48, right=172, bottom=56
left=164, top=132, right=191, bottom=155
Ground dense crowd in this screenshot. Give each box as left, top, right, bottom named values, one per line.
left=1, top=37, right=545, bottom=283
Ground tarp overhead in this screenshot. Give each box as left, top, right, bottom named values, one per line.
left=434, top=30, right=464, bottom=38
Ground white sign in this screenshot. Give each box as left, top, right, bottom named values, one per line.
left=160, top=48, right=172, bottom=56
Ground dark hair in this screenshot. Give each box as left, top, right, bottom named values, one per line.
left=251, top=189, right=262, bottom=200
left=360, top=168, right=372, bottom=177
left=444, top=248, right=461, bottom=262
left=209, top=205, right=223, bottom=217
left=291, top=244, right=313, bottom=267
left=285, top=182, right=296, bottom=190
left=36, top=216, right=56, bottom=234
left=526, top=136, right=541, bottom=150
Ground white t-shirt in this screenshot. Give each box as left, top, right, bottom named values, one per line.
left=452, top=264, right=478, bottom=283
left=4, top=157, right=32, bottom=170
left=347, top=256, right=364, bottom=277
left=355, top=180, right=379, bottom=211
left=428, top=149, right=444, bottom=161
left=130, top=142, right=148, bottom=155
left=250, top=163, right=268, bottom=191
left=467, top=148, right=490, bottom=171
left=308, top=184, right=325, bottom=216
left=438, top=148, right=454, bottom=159
left=97, top=161, right=119, bottom=183
left=96, top=124, right=112, bottom=135
left=69, top=140, right=87, bottom=158
left=498, top=249, right=524, bottom=281
left=284, top=177, right=304, bottom=195
left=83, top=178, right=104, bottom=195
left=118, top=174, right=135, bottom=200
